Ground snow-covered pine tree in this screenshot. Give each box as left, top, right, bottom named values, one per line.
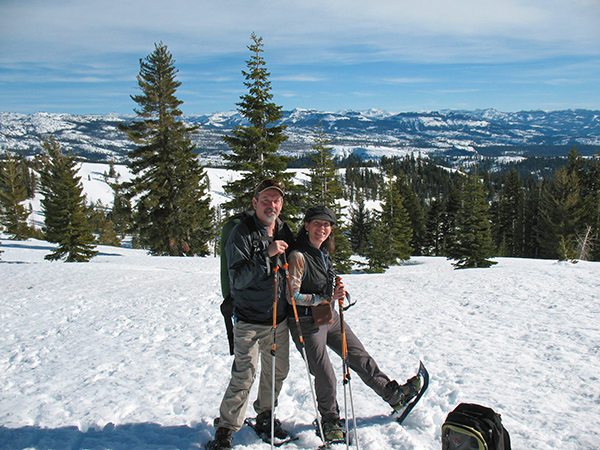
left=0, top=152, right=31, bottom=240
left=222, top=33, right=296, bottom=217
left=39, top=138, right=97, bottom=262
left=450, top=173, right=496, bottom=269
left=120, top=42, right=214, bottom=256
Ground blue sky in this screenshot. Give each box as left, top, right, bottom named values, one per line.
left=1, top=0, right=599, bottom=115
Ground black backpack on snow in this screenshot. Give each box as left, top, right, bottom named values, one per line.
left=442, top=403, right=511, bottom=450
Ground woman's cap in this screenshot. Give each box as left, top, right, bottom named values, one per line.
left=303, top=205, right=336, bottom=225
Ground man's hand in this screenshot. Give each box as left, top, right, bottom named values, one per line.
left=267, top=239, right=288, bottom=257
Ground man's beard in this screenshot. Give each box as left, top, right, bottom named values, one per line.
left=262, top=208, right=277, bottom=223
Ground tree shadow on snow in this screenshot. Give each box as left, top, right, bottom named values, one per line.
left=0, top=242, right=56, bottom=252
left=0, top=422, right=213, bottom=450
left=0, top=241, right=124, bottom=258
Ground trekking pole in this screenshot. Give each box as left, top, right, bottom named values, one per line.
left=336, top=276, right=360, bottom=450
left=282, top=253, right=326, bottom=446
left=270, top=262, right=280, bottom=450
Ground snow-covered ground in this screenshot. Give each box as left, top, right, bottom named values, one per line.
left=2, top=162, right=600, bottom=449
left=1, top=240, right=599, bottom=449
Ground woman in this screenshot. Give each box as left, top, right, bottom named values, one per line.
left=286, top=205, right=421, bottom=442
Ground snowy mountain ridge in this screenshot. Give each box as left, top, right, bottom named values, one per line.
left=1, top=108, right=599, bottom=163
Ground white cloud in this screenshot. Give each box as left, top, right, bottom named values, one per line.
left=1, top=0, right=598, bottom=65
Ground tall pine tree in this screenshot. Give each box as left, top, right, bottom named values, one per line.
left=588, top=159, right=600, bottom=261
left=364, top=213, right=392, bottom=273
left=39, top=138, right=97, bottom=262
left=522, top=177, right=543, bottom=259
left=305, top=129, right=351, bottom=273
left=567, top=149, right=600, bottom=261
left=120, top=42, right=213, bottom=256
left=397, top=172, right=426, bottom=255
left=349, top=192, right=372, bottom=256
left=307, top=129, right=342, bottom=206
left=450, top=173, right=496, bottom=269
left=423, top=198, right=445, bottom=256
left=378, top=174, right=413, bottom=263
left=0, top=153, right=31, bottom=239
left=441, top=181, right=463, bottom=257
left=492, top=170, right=525, bottom=257
left=538, top=167, right=585, bottom=260
left=222, top=33, right=295, bottom=216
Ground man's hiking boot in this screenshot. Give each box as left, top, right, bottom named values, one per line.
left=322, top=418, right=344, bottom=442
left=386, top=374, right=422, bottom=413
left=205, top=426, right=233, bottom=449
left=254, top=410, right=289, bottom=439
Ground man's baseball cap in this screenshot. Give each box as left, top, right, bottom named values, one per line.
left=254, top=179, right=284, bottom=197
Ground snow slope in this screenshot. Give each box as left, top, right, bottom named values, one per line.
left=1, top=240, right=599, bottom=450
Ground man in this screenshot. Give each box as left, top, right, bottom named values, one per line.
left=207, top=179, right=294, bottom=450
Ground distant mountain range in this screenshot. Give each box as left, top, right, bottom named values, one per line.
left=1, top=108, right=599, bottom=164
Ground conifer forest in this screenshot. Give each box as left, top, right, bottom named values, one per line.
left=1, top=36, right=599, bottom=268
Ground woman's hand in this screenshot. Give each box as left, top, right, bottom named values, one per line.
left=332, top=281, right=346, bottom=302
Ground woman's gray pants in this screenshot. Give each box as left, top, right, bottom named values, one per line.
left=288, top=309, right=392, bottom=421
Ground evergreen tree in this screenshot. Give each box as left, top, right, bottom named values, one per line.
left=397, top=172, right=426, bottom=255
left=98, top=219, right=121, bottom=247
left=441, top=181, right=463, bottom=257
left=306, top=129, right=343, bottom=206
left=305, top=129, right=351, bottom=272
left=589, top=160, right=600, bottom=261
left=492, top=170, right=525, bottom=257
left=538, top=167, right=585, bottom=259
left=364, top=212, right=391, bottom=273
left=120, top=42, right=214, bottom=256
left=379, top=174, right=413, bottom=263
left=349, top=192, right=372, bottom=256
left=567, top=149, right=600, bottom=261
left=0, top=153, right=31, bottom=239
left=450, top=174, right=496, bottom=269
left=109, top=179, right=133, bottom=238
left=331, top=223, right=352, bottom=274
left=522, top=178, right=543, bottom=259
left=423, top=198, right=445, bottom=256
left=222, top=33, right=295, bottom=216
left=86, top=201, right=121, bottom=247
left=39, top=138, right=97, bottom=262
